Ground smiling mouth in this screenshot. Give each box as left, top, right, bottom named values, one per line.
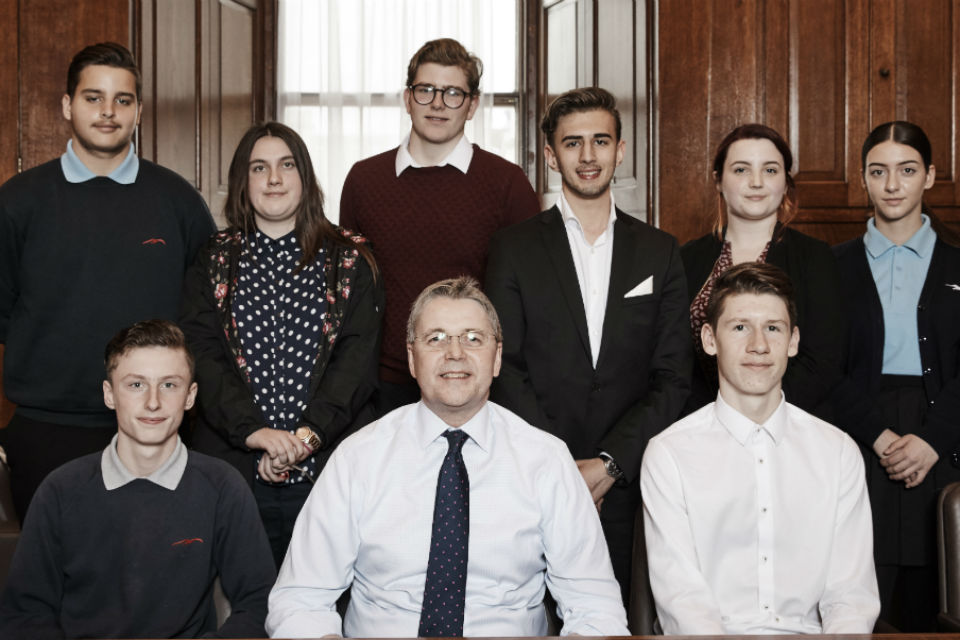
left=440, top=372, right=470, bottom=379
left=577, top=167, right=601, bottom=179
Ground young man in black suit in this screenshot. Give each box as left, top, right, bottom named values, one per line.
left=484, top=87, right=692, bottom=600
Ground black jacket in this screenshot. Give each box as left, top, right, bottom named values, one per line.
left=831, top=235, right=960, bottom=461
left=485, top=206, right=692, bottom=483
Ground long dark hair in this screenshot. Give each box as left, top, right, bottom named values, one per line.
left=224, top=122, right=377, bottom=275
left=861, top=120, right=960, bottom=246
left=711, top=124, right=797, bottom=238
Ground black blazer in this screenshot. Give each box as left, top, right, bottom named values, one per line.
left=832, top=236, right=960, bottom=462
left=484, top=206, right=692, bottom=482
left=681, top=226, right=846, bottom=417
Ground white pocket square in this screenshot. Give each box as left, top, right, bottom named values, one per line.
left=625, top=275, right=654, bottom=298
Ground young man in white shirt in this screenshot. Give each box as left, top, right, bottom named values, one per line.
left=640, top=261, right=880, bottom=635
left=485, top=87, right=691, bottom=601
left=267, top=277, right=628, bottom=638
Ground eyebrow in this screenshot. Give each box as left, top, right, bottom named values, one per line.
left=729, top=160, right=783, bottom=166
left=560, top=132, right=613, bottom=142
left=249, top=155, right=295, bottom=165
left=867, top=160, right=920, bottom=167
left=80, top=88, right=136, bottom=98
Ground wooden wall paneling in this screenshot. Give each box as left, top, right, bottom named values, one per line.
left=899, top=0, right=959, bottom=219
left=18, top=0, right=131, bottom=172
left=197, top=0, right=259, bottom=224
left=659, top=0, right=773, bottom=242
left=141, top=0, right=200, bottom=187
left=217, top=0, right=257, bottom=215
left=0, top=2, right=19, bottom=185
left=842, top=0, right=871, bottom=211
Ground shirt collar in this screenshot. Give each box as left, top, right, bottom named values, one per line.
left=101, top=433, right=188, bottom=490
left=60, top=140, right=139, bottom=184
left=395, top=133, right=474, bottom=176
left=557, top=191, right=617, bottom=236
left=714, top=392, right=788, bottom=446
left=413, top=401, right=490, bottom=453
left=864, top=213, right=935, bottom=259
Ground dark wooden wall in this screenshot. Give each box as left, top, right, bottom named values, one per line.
left=0, top=0, right=275, bottom=426
left=657, top=0, right=960, bottom=245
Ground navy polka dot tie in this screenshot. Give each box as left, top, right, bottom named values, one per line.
left=418, top=429, right=470, bottom=637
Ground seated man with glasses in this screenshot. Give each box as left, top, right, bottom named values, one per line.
left=340, top=37, right=539, bottom=418
left=266, top=277, right=628, bottom=638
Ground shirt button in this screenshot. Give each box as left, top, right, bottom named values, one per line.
left=919, top=336, right=928, bottom=342
left=761, top=507, right=768, bottom=513
left=924, top=367, right=932, bottom=375
left=761, top=555, right=768, bottom=563
left=763, top=604, right=769, bottom=610
left=758, top=458, right=765, bottom=464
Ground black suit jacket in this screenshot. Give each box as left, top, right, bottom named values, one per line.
left=485, top=206, right=692, bottom=482
left=832, top=236, right=960, bottom=462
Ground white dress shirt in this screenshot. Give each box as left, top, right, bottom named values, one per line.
left=558, top=191, right=617, bottom=367
left=395, top=133, right=474, bottom=176
left=267, top=401, right=628, bottom=638
left=640, top=394, right=879, bottom=635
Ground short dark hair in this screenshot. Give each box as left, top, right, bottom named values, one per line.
left=705, top=262, right=797, bottom=329
left=407, top=276, right=502, bottom=343
left=104, top=320, right=195, bottom=380
left=406, top=38, right=483, bottom=95
left=67, top=42, right=142, bottom=101
left=540, top=87, right=622, bottom=148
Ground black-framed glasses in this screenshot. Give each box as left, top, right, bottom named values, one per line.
left=408, top=84, right=471, bottom=109
left=415, top=330, right=491, bottom=350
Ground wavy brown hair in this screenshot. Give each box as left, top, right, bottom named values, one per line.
left=712, top=124, right=797, bottom=239
left=224, top=122, right=377, bottom=275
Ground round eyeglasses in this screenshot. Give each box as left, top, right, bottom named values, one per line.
left=414, top=330, right=491, bottom=350
left=408, top=84, right=471, bottom=109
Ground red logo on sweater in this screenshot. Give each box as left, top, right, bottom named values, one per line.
left=142, top=238, right=167, bottom=245
left=171, top=538, right=204, bottom=546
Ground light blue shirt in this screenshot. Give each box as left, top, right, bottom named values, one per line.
left=59, top=139, right=139, bottom=184
left=864, top=214, right=936, bottom=375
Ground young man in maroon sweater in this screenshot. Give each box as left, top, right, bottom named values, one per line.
left=340, top=38, right=539, bottom=415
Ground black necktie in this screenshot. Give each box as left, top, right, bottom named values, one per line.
left=418, top=429, right=470, bottom=637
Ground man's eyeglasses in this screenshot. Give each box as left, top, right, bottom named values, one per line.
left=408, top=84, right=472, bottom=109
left=414, top=330, right=491, bottom=350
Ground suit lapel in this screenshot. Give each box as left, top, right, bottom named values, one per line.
left=597, top=211, right=645, bottom=369
left=540, top=207, right=592, bottom=360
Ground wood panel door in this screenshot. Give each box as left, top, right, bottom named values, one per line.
left=657, top=0, right=960, bottom=245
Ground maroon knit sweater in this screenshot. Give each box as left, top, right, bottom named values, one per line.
left=340, top=144, right=539, bottom=384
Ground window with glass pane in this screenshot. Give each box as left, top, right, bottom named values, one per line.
left=278, top=0, right=522, bottom=222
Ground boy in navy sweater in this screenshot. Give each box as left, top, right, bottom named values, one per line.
left=0, top=320, right=275, bottom=639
